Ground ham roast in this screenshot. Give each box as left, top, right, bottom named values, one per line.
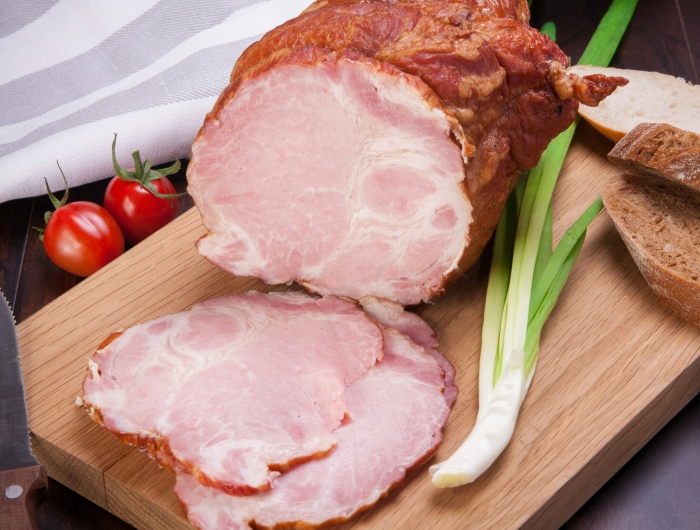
left=187, top=0, right=626, bottom=305
left=176, top=319, right=452, bottom=530
left=82, top=292, right=386, bottom=495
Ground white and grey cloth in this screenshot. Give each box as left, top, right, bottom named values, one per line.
left=0, top=0, right=309, bottom=203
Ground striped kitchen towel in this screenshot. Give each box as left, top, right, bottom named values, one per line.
left=0, top=0, right=310, bottom=203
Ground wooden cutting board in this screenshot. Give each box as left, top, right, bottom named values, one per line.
left=17, top=121, right=700, bottom=530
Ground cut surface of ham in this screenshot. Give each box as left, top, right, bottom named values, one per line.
left=82, top=291, right=384, bottom=495
left=176, top=326, right=452, bottom=530
left=189, top=47, right=472, bottom=306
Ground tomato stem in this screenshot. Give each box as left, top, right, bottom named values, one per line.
left=111, top=134, right=187, bottom=200
left=44, top=161, right=70, bottom=211
left=35, top=162, right=72, bottom=240
left=32, top=226, right=45, bottom=242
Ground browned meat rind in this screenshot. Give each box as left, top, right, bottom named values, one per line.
left=304, top=0, right=531, bottom=24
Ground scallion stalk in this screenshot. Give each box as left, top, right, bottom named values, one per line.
left=430, top=0, right=637, bottom=488
left=540, top=21, right=557, bottom=42
left=578, top=0, right=638, bottom=66
left=479, top=191, right=517, bottom=406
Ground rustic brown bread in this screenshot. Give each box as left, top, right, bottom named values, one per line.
left=608, top=123, right=700, bottom=192
left=603, top=173, right=700, bottom=328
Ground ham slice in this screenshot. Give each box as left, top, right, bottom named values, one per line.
left=82, top=291, right=384, bottom=495
left=188, top=47, right=472, bottom=306
left=175, top=325, right=452, bottom=530
left=359, top=296, right=457, bottom=406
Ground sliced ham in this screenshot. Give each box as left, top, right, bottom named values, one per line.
left=82, top=291, right=384, bottom=495
left=188, top=47, right=472, bottom=306
left=359, top=296, right=457, bottom=407
left=176, top=326, right=452, bottom=530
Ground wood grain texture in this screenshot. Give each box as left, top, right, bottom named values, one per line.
left=104, top=453, right=190, bottom=530
left=563, top=392, right=700, bottom=529
left=15, top=122, right=700, bottom=530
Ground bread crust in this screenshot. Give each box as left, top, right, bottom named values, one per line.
left=603, top=173, right=700, bottom=329
left=608, top=123, right=700, bottom=192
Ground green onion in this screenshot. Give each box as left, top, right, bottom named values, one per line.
left=524, top=230, right=586, bottom=373
left=430, top=0, right=638, bottom=488
left=578, top=0, right=639, bottom=66
left=529, top=197, right=603, bottom=323
left=532, top=205, right=552, bottom=285
left=479, top=190, right=517, bottom=405
left=540, top=21, right=557, bottom=42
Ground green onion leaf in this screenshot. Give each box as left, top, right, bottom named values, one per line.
left=540, top=21, right=557, bottom=42
left=524, top=230, right=586, bottom=372
left=578, top=0, right=638, bottom=67
left=532, top=204, right=552, bottom=286
left=480, top=188, right=517, bottom=403
left=529, top=197, right=603, bottom=322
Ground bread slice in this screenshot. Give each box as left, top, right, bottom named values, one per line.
left=568, top=65, right=700, bottom=143
left=608, top=123, right=700, bottom=192
left=603, top=173, right=700, bottom=328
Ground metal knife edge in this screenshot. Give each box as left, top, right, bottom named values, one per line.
left=0, top=289, right=39, bottom=469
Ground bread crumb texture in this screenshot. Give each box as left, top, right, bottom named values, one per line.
left=604, top=173, right=700, bottom=328
left=569, top=66, right=700, bottom=142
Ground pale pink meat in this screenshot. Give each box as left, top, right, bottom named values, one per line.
left=359, top=296, right=457, bottom=406
left=188, top=47, right=472, bottom=306
left=82, top=291, right=384, bottom=495
left=175, top=326, right=452, bottom=530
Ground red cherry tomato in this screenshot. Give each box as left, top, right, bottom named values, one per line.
left=44, top=202, right=125, bottom=277
left=103, top=176, right=178, bottom=245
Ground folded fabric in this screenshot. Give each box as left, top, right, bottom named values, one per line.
left=0, top=0, right=309, bottom=203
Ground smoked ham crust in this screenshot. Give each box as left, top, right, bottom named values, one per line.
left=302, top=0, right=532, bottom=25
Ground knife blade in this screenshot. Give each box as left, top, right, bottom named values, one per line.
left=0, top=290, right=47, bottom=530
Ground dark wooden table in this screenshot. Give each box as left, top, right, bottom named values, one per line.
left=0, top=0, right=698, bottom=528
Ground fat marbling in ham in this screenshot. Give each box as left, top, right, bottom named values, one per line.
left=188, top=47, right=472, bottom=306
left=82, top=291, right=385, bottom=495
left=176, top=324, right=452, bottom=530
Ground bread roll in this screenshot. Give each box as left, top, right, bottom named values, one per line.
left=568, top=66, right=700, bottom=143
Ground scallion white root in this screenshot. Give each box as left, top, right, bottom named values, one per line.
left=430, top=349, right=526, bottom=486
